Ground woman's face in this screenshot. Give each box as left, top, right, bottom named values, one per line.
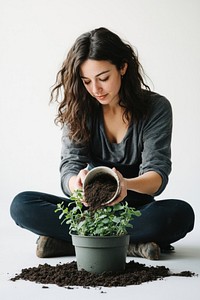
left=80, top=59, right=126, bottom=106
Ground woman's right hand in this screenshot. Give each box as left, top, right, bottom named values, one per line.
left=69, top=169, right=89, bottom=206
left=69, top=169, right=89, bottom=192
left=75, top=169, right=89, bottom=191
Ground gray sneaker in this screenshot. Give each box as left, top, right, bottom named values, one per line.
left=127, top=242, right=160, bottom=260
left=36, top=236, right=75, bottom=258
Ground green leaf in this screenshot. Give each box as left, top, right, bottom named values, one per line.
left=112, top=216, right=121, bottom=223
left=101, top=217, right=110, bottom=224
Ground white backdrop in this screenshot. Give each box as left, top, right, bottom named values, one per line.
left=0, top=0, right=199, bottom=234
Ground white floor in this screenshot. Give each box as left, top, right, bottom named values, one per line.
left=1, top=206, right=199, bottom=300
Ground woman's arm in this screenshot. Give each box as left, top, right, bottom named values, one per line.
left=125, top=171, right=162, bottom=195
left=109, top=169, right=162, bottom=206
left=139, top=95, right=172, bottom=196
left=60, top=125, right=90, bottom=196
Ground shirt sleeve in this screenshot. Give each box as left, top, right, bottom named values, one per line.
left=60, top=124, right=90, bottom=196
left=139, top=95, right=172, bottom=196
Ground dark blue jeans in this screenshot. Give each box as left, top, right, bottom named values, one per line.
left=10, top=191, right=195, bottom=248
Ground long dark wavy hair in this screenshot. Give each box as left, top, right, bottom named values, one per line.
left=50, top=27, right=150, bottom=143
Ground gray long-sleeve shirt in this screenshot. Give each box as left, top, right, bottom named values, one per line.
left=60, top=91, right=172, bottom=207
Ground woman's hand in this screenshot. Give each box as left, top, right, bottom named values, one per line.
left=69, top=169, right=89, bottom=206
left=74, top=169, right=89, bottom=191
left=106, top=168, right=128, bottom=206
left=76, top=169, right=90, bottom=206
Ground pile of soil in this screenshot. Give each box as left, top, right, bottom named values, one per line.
left=84, top=173, right=118, bottom=210
left=10, top=260, right=195, bottom=288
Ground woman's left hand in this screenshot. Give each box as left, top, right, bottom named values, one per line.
left=106, top=168, right=128, bottom=206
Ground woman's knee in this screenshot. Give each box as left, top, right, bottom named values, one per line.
left=178, top=200, right=195, bottom=232
left=10, top=191, right=33, bottom=224
left=157, top=199, right=195, bottom=236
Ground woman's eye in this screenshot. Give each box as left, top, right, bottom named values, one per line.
left=83, top=80, right=90, bottom=85
left=99, top=76, right=109, bottom=82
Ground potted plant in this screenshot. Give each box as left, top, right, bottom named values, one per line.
left=55, top=189, right=141, bottom=274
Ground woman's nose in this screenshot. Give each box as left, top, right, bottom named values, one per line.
left=92, top=82, right=103, bottom=95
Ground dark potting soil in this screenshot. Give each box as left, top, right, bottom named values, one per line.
left=84, top=173, right=117, bottom=210
left=10, top=260, right=195, bottom=288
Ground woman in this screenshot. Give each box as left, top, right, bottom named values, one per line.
left=10, top=27, right=195, bottom=260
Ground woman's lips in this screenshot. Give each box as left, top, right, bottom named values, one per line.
left=95, top=94, right=108, bottom=100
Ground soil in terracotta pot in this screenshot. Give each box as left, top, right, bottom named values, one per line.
left=10, top=260, right=195, bottom=288
left=84, top=173, right=118, bottom=210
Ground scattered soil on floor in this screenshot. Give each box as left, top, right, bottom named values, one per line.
left=10, top=260, right=195, bottom=288
left=84, top=173, right=118, bottom=210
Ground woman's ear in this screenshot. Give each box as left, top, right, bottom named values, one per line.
left=120, top=63, right=128, bottom=76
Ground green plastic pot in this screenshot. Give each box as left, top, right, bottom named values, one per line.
left=71, top=234, right=130, bottom=274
